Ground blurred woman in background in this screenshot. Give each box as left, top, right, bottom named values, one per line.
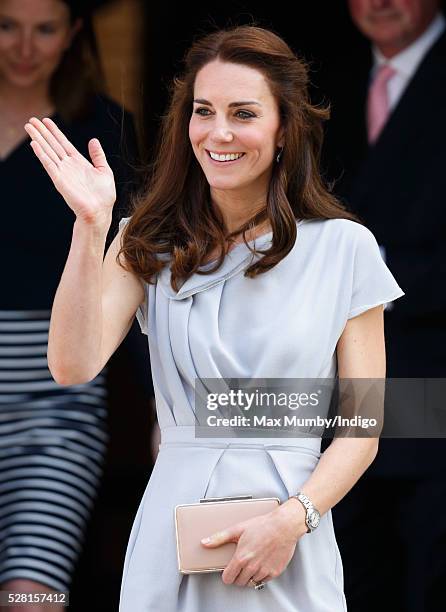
left=0, top=0, right=137, bottom=608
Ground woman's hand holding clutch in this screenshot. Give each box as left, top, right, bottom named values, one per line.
left=200, top=500, right=308, bottom=587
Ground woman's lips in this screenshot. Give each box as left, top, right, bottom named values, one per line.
left=206, top=150, right=246, bottom=166
left=12, top=63, right=37, bottom=74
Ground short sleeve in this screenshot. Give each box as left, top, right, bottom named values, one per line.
left=119, top=216, right=148, bottom=336
left=348, top=224, right=405, bottom=319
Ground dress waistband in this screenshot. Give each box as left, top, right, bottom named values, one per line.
left=159, top=425, right=322, bottom=454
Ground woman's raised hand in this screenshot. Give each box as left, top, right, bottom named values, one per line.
left=24, top=117, right=116, bottom=225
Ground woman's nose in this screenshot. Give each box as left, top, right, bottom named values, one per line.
left=370, top=0, right=392, bottom=10
left=16, top=33, right=34, bottom=60
left=211, top=127, right=234, bottom=143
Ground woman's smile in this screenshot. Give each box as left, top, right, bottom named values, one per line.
left=205, top=149, right=246, bottom=165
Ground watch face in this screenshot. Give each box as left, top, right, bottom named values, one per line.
left=307, top=509, right=320, bottom=529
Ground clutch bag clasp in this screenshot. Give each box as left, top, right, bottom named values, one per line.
left=199, top=494, right=253, bottom=503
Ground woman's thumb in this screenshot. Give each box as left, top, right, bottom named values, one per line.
left=88, top=138, right=108, bottom=169
left=201, top=525, right=241, bottom=547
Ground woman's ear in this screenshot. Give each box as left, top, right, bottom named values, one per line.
left=65, top=17, right=83, bottom=50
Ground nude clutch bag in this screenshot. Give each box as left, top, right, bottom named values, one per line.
left=174, top=494, right=281, bottom=574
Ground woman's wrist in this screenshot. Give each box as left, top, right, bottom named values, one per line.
left=72, top=213, right=112, bottom=253
left=272, top=497, right=309, bottom=541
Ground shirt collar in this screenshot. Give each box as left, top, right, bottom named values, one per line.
left=372, top=11, right=446, bottom=78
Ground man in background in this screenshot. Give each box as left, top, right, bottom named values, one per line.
left=321, top=1, right=446, bottom=611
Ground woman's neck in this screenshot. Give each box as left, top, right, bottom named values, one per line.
left=0, top=79, right=53, bottom=116
left=0, top=79, right=55, bottom=160
left=210, top=183, right=270, bottom=235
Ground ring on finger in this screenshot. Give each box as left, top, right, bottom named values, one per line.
left=248, top=578, right=267, bottom=590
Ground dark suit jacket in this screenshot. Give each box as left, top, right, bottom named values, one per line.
left=322, top=30, right=446, bottom=378
left=320, top=31, right=446, bottom=475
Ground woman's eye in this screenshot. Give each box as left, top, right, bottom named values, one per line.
left=236, top=110, right=255, bottom=120
left=194, top=108, right=211, bottom=116
left=38, top=24, right=57, bottom=34
left=0, top=22, right=14, bottom=31
left=194, top=108, right=255, bottom=120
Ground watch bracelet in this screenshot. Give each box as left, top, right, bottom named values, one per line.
left=289, top=492, right=317, bottom=532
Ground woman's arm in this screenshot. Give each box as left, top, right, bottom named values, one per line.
left=279, top=304, right=384, bottom=531
left=25, top=117, right=145, bottom=386
left=48, top=220, right=145, bottom=385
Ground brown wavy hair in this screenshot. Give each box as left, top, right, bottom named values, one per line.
left=118, top=25, right=358, bottom=292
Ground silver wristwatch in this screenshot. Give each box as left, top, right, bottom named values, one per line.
left=289, top=492, right=321, bottom=533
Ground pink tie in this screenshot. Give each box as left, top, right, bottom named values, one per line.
left=367, top=64, right=396, bottom=144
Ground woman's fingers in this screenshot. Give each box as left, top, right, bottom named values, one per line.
left=28, top=117, right=67, bottom=160
left=41, top=117, right=79, bottom=156
left=88, top=138, right=109, bottom=171
left=29, top=140, right=59, bottom=182
left=24, top=122, right=61, bottom=167
left=235, top=564, right=269, bottom=587
left=251, top=571, right=271, bottom=585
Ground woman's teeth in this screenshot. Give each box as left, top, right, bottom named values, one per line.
left=208, top=151, right=245, bottom=162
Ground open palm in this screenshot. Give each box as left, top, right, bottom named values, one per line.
left=24, top=117, right=116, bottom=224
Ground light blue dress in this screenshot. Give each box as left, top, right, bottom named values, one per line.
left=117, top=217, right=404, bottom=611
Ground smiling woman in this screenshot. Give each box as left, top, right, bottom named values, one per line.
left=0, top=0, right=138, bottom=608
left=118, top=27, right=360, bottom=294
left=0, top=0, right=104, bottom=146
left=189, top=61, right=284, bottom=205
left=23, top=22, right=404, bottom=612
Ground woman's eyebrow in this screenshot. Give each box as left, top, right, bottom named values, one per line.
left=193, top=99, right=262, bottom=107
left=0, top=14, right=60, bottom=25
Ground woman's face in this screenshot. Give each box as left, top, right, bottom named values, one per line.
left=189, top=59, right=284, bottom=194
left=0, top=0, right=79, bottom=89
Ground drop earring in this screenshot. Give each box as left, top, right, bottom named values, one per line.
left=276, top=147, right=284, bottom=163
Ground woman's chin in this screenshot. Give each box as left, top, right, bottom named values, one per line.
left=206, top=177, right=246, bottom=191
left=3, top=73, right=41, bottom=88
